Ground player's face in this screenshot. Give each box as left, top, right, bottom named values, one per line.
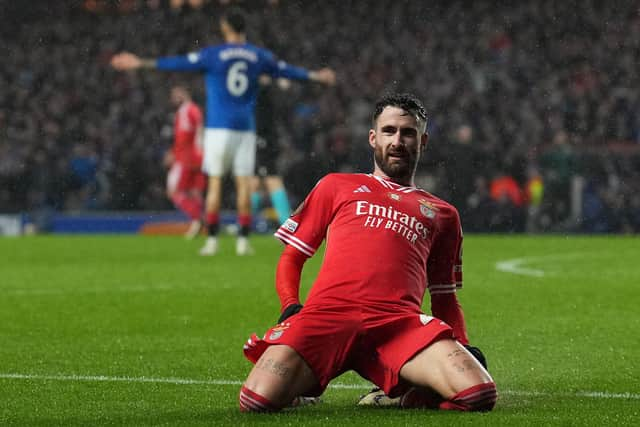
left=369, top=106, right=427, bottom=182
left=170, top=88, right=183, bottom=106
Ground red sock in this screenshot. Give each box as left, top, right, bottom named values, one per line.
left=439, top=382, right=497, bottom=412
left=239, top=385, right=278, bottom=412
left=206, top=212, right=219, bottom=225
left=171, top=193, right=202, bottom=221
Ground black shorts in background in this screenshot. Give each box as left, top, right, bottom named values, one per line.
left=255, top=134, right=280, bottom=177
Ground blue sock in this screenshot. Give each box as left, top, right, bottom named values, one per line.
left=251, top=192, right=262, bottom=217
left=270, top=188, right=291, bottom=224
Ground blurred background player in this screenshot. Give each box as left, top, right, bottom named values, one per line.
left=251, top=76, right=292, bottom=227
left=165, top=84, right=206, bottom=239
left=111, top=7, right=336, bottom=256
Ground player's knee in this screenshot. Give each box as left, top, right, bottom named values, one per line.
left=238, top=385, right=282, bottom=413
left=441, top=382, right=497, bottom=412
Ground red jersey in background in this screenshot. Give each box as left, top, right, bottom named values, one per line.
left=167, top=101, right=206, bottom=194
left=173, top=100, right=203, bottom=168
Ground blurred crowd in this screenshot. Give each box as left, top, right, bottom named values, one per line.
left=1, top=0, right=639, bottom=233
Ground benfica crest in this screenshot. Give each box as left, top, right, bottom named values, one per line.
left=418, top=199, right=438, bottom=219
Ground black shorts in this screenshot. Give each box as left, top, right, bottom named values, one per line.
left=255, top=134, right=280, bottom=177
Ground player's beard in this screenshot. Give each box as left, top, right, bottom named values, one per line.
left=374, top=143, right=418, bottom=182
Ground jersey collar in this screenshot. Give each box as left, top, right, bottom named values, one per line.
left=368, top=174, right=425, bottom=194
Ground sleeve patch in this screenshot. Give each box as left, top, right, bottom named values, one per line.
left=283, top=218, right=298, bottom=233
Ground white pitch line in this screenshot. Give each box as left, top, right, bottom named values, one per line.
left=499, top=389, right=640, bottom=400
left=495, top=257, right=546, bottom=277
left=0, top=373, right=239, bottom=386
left=495, top=252, right=598, bottom=278
left=0, top=373, right=362, bottom=390
left=1, top=373, right=639, bottom=399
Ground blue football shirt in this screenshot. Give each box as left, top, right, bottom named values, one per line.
left=157, top=43, right=310, bottom=130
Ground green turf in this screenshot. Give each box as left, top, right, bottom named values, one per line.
left=0, top=234, right=639, bottom=426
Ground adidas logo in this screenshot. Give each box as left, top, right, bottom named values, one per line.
left=353, top=185, right=371, bottom=193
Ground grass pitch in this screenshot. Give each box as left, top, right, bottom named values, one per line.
left=1, top=234, right=639, bottom=426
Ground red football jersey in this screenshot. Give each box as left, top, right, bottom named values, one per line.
left=275, top=173, right=463, bottom=313
left=173, top=101, right=203, bottom=167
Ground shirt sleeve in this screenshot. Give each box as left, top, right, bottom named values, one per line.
left=427, top=207, right=468, bottom=344
left=157, top=51, right=206, bottom=72
left=274, top=175, right=336, bottom=257
left=426, top=208, right=463, bottom=295
left=260, top=50, right=310, bottom=81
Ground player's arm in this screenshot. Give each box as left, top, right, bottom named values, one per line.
left=430, top=234, right=490, bottom=368
left=111, top=51, right=204, bottom=72
left=195, top=125, right=204, bottom=151
left=431, top=290, right=468, bottom=345
left=273, top=175, right=337, bottom=321
left=262, top=51, right=335, bottom=86
left=190, top=105, right=205, bottom=169
left=275, top=245, right=307, bottom=322
left=427, top=209, right=469, bottom=345
left=163, top=150, right=174, bottom=169
left=307, top=68, right=336, bottom=85
left=110, top=52, right=157, bottom=70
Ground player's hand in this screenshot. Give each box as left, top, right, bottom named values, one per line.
left=277, top=303, right=303, bottom=323
left=111, top=52, right=143, bottom=70
left=276, top=78, right=291, bottom=90
left=311, top=68, right=336, bottom=86
left=464, top=345, right=488, bottom=370
left=163, top=151, right=174, bottom=168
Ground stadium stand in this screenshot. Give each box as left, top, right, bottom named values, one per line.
left=1, top=0, right=639, bottom=233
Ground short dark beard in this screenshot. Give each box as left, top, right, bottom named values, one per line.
left=374, top=144, right=417, bottom=184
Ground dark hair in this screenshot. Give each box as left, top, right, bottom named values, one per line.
left=171, top=83, right=190, bottom=94
left=221, top=7, right=246, bottom=33
left=372, top=93, right=428, bottom=132
left=170, top=77, right=192, bottom=91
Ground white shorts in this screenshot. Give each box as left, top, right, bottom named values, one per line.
left=201, top=128, right=256, bottom=177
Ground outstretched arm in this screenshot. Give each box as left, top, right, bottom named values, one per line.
left=308, top=68, right=336, bottom=86
left=111, top=52, right=157, bottom=70
left=263, top=50, right=336, bottom=86
left=111, top=52, right=204, bottom=72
